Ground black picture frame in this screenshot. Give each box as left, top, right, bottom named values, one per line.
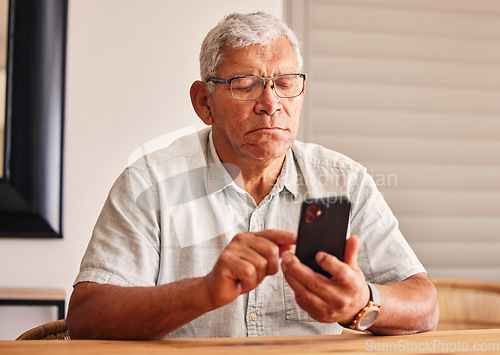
left=0, top=0, right=67, bottom=238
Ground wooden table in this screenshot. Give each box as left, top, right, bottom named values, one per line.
left=1, top=329, right=499, bottom=354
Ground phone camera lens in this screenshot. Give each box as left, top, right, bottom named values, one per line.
left=305, top=214, right=315, bottom=223
left=306, top=205, right=317, bottom=213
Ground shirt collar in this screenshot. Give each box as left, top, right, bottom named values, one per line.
left=205, top=131, right=237, bottom=195
left=270, top=148, right=299, bottom=199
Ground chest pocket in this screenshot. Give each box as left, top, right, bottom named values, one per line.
left=283, top=277, right=317, bottom=322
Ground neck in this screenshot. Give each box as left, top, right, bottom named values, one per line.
left=239, top=156, right=285, bottom=205
left=218, top=152, right=286, bottom=206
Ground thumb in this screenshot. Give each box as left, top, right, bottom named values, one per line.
left=343, top=235, right=360, bottom=268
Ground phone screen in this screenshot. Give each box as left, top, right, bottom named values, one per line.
left=295, top=197, right=351, bottom=277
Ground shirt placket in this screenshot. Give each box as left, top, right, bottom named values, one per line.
left=246, top=205, right=266, bottom=336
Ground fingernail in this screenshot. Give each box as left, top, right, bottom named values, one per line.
left=316, top=252, right=326, bottom=263
left=281, top=260, right=287, bottom=273
left=282, top=251, right=291, bottom=264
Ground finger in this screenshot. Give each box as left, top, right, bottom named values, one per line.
left=282, top=263, right=325, bottom=305
left=282, top=253, right=329, bottom=311
left=225, top=254, right=262, bottom=293
left=243, top=232, right=289, bottom=275
left=238, top=239, right=277, bottom=279
left=210, top=252, right=252, bottom=301
left=230, top=233, right=279, bottom=276
left=315, top=250, right=363, bottom=291
left=281, top=250, right=303, bottom=275
left=255, top=229, right=297, bottom=248
left=314, top=235, right=360, bottom=278
left=246, top=238, right=281, bottom=276
left=278, top=243, right=295, bottom=257
left=315, top=251, right=344, bottom=278
left=282, top=265, right=308, bottom=295
left=343, top=235, right=359, bottom=268
left=282, top=251, right=330, bottom=294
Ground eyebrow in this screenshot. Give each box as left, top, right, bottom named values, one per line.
left=226, top=71, right=299, bottom=78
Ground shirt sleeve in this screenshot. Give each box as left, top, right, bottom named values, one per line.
left=74, top=165, right=161, bottom=287
left=349, top=168, right=426, bottom=285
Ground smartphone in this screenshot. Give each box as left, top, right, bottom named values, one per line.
left=295, top=196, right=351, bottom=277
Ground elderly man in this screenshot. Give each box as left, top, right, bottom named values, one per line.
left=67, top=12, right=438, bottom=339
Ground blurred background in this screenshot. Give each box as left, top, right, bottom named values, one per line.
left=291, top=0, right=500, bottom=285
left=0, top=0, right=498, bottom=339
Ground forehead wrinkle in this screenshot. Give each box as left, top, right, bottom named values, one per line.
left=218, top=40, right=299, bottom=79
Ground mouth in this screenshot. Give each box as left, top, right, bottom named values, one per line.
left=249, top=127, right=285, bottom=134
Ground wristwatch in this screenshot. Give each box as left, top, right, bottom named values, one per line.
left=348, top=282, right=381, bottom=331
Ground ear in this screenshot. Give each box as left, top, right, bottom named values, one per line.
left=190, top=80, right=213, bottom=125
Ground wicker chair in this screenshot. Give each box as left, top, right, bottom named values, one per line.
left=431, top=277, right=500, bottom=330
left=16, top=319, right=70, bottom=340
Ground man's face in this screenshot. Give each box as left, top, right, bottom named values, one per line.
left=207, top=37, right=304, bottom=165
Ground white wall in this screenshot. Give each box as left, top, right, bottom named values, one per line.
left=0, top=0, right=283, bottom=340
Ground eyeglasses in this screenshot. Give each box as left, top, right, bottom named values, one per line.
left=207, top=73, right=306, bottom=101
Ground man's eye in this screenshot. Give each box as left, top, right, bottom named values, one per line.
left=234, top=86, right=254, bottom=92
left=276, top=78, right=296, bottom=86
left=233, top=81, right=260, bottom=91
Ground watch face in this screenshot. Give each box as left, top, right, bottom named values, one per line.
left=359, top=310, right=380, bottom=330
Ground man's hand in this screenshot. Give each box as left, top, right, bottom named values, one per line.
left=68, top=229, right=296, bottom=340
left=204, top=229, right=297, bottom=309
left=281, top=235, right=369, bottom=324
left=281, top=235, right=439, bottom=334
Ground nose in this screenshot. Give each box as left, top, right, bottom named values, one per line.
left=255, top=80, right=282, bottom=116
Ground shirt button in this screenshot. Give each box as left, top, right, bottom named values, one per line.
left=250, top=313, right=258, bottom=321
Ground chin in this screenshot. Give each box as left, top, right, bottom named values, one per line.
left=250, top=141, right=292, bottom=160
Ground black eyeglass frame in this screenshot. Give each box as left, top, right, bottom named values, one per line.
left=206, top=73, right=307, bottom=101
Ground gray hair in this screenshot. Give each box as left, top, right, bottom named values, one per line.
left=199, top=12, right=303, bottom=91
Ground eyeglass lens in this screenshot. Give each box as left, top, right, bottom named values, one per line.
left=230, top=75, right=304, bottom=100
